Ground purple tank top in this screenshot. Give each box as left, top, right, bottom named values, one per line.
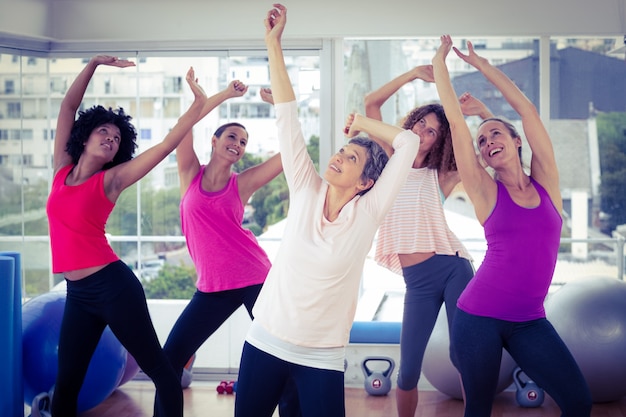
left=457, top=177, right=562, bottom=321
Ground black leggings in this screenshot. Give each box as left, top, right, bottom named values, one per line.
left=153, top=285, right=302, bottom=417
left=51, top=261, right=182, bottom=417
left=154, top=285, right=262, bottom=417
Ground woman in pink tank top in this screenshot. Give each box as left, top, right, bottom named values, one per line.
left=153, top=82, right=302, bottom=416
left=47, top=56, right=207, bottom=417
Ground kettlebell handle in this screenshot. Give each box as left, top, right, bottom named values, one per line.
left=361, top=356, right=396, bottom=377
left=513, top=366, right=524, bottom=388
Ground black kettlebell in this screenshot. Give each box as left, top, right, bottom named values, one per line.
left=361, top=356, right=395, bottom=396
left=513, top=367, right=545, bottom=408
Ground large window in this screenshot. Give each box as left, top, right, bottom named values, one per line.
left=1, top=36, right=624, bottom=374
left=343, top=36, right=626, bottom=321
left=0, top=51, right=320, bottom=298
left=1, top=37, right=625, bottom=302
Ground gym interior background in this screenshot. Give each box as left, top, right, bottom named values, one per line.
left=1, top=0, right=626, bottom=402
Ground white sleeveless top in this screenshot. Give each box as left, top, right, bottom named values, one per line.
left=375, top=167, right=471, bottom=275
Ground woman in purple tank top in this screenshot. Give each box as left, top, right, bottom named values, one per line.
left=432, top=36, right=592, bottom=416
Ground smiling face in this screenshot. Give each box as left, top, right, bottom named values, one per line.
left=476, top=119, right=522, bottom=169
left=324, top=142, right=372, bottom=193
left=212, top=125, right=248, bottom=162
left=84, top=123, right=121, bottom=162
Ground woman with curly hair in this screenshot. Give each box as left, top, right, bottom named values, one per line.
left=46, top=55, right=206, bottom=417
left=364, top=65, right=492, bottom=416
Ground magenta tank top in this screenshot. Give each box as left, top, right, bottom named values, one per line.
left=180, top=167, right=271, bottom=292
left=46, top=164, right=118, bottom=273
left=457, top=177, right=562, bottom=321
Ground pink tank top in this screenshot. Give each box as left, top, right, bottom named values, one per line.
left=46, top=164, right=119, bottom=273
left=180, top=167, right=271, bottom=292
left=457, top=178, right=562, bottom=321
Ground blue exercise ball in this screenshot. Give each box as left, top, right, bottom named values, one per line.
left=118, top=351, right=140, bottom=387
left=545, top=276, right=626, bottom=403
left=22, top=291, right=127, bottom=412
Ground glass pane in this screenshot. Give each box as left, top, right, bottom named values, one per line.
left=549, top=36, right=626, bottom=282
left=0, top=51, right=320, bottom=300
left=343, top=37, right=626, bottom=322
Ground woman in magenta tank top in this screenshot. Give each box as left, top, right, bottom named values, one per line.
left=432, top=36, right=592, bottom=416
left=152, top=82, right=303, bottom=416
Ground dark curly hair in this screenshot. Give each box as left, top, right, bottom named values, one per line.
left=401, top=103, right=455, bottom=175
left=348, top=136, right=390, bottom=196
left=66, top=105, right=138, bottom=169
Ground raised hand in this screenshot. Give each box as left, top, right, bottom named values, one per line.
left=264, top=3, right=287, bottom=42
left=434, top=35, right=453, bottom=63
left=92, top=55, right=135, bottom=68
left=185, top=67, right=207, bottom=101
left=343, top=113, right=360, bottom=138
left=459, top=92, right=493, bottom=119
left=453, top=40, right=488, bottom=69
left=260, top=87, right=274, bottom=105
left=228, top=80, right=248, bottom=98
left=410, top=65, right=435, bottom=83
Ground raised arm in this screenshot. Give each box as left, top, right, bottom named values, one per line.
left=105, top=67, right=207, bottom=202
left=453, top=41, right=560, bottom=201
left=433, top=35, right=496, bottom=223
left=54, top=55, right=135, bottom=173
left=264, top=4, right=295, bottom=104
left=238, top=153, right=283, bottom=203
left=344, top=113, right=406, bottom=149
left=237, top=86, right=282, bottom=201
left=365, top=65, right=434, bottom=121
left=459, top=91, right=494, bottom=119
left=363, top=65, right=434, bottom=156
left=260, top=87, right=275, bottom=105
left=177, top=80, right=248, bottom=196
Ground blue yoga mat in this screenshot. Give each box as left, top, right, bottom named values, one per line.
left=0, top=251, right=23, bottom=417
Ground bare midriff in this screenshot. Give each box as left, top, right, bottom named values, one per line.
left=63, top=264, right=108, bottom=281
left=398, top=252, right=436, bottom=268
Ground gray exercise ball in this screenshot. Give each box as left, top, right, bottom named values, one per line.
left=545, top=276, right=626, bottom=403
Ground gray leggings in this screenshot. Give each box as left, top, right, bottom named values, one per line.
left=396, top=254, right=474, bottom=390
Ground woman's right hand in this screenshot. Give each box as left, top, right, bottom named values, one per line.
left=185, top=67, right=207, bottom=102
left=265, top=3, right=287, bottom=43
left=260, top=87, right=274, bottom=105
left=343, top=113, right=360, bottom=137
left=91, top=55, right=135, bottom=68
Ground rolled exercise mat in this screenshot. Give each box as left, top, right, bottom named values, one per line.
left=0, top=255, right=21, bottom=417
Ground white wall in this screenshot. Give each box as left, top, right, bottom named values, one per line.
left=2, top=0, right=625, bottom=52
left=147, top=300, right=251, bottom=370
